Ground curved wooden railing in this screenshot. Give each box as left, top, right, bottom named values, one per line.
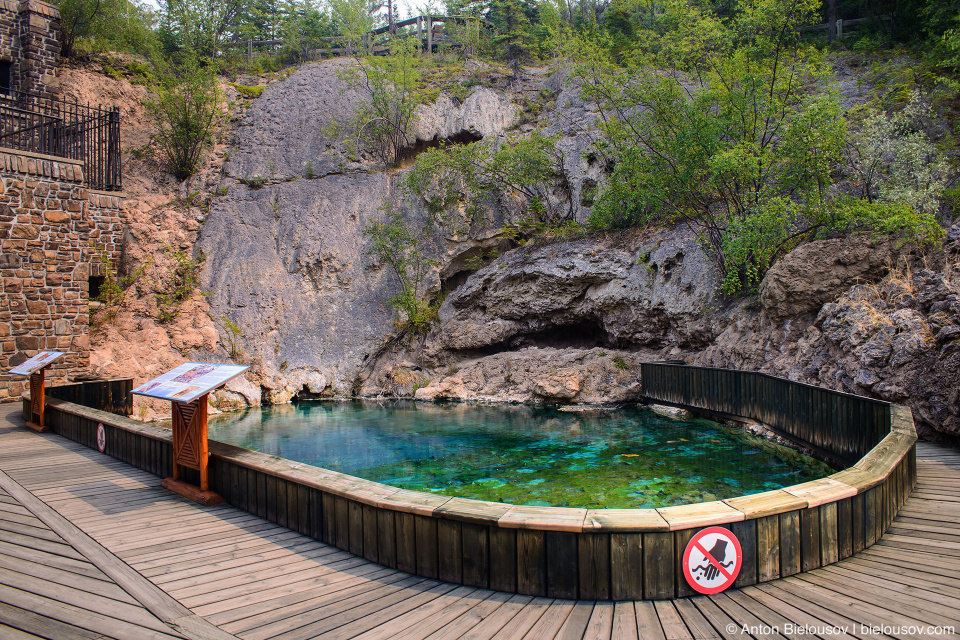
left=26, top=365, right=917, bottom=600
left=640, top=363, right=891, bottom=465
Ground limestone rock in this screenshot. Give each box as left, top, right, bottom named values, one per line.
left=412, top=88, right=517, bottom=143
left=423, top=226, right=721, bottom=364
left=199, top=173, right=429, bottom=396
left=227, top=61, right=517, bottom=182
left=406, top=347, right=645, bottom=404
left=947, top=221, right=960, bottom=244
left=759, top=235, right=894, bottom=319
left=227, top=59, right=367, bottom=181
left=531, top=371, right=581, bottom=400
left=696, top=264, right=960, bottom=440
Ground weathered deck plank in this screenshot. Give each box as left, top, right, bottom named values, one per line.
left=1, top=405, right=959, bottom=640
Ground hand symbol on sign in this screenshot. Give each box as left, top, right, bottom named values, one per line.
left=691, top=539, right=734, bottom=581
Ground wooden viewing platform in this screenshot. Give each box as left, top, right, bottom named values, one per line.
left=0, top=402, right=958, bottom=640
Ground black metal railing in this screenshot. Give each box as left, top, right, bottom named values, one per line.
left=0, top=90, right=122, bottom=191
left=640, top=363, right=892, bottom=465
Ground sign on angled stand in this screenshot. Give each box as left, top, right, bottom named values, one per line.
left=9, top=351, right=65, bottom=433
left=133, top=363, right=249, bottom=506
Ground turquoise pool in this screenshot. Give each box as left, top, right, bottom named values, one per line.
left=205, top=401, right=834, bottom=509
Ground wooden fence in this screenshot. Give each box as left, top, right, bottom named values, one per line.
left=236, top=14, right=486, bottom=60
left=27, top=368, right=916, bottom=601
left=640, top=363, right=891, bottom=465
left=45, top=378, right=132, bottom=416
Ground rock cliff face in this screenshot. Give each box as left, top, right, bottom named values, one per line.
left=422, top=226, right=721, bottom=364
left=200, top=60, right=520, bottom=401
left=694, top=240, right=960, bottom=441
left=73, top=59, right=958, bottom=442
left=196, top=61, right=960, bottom=441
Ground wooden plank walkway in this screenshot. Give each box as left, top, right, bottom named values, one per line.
left=0, top=403, right=958, bottom=640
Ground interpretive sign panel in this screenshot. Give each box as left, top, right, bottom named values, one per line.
left=132, top=363, right=249, bottom=404
left=9, top=351, right=64, bottom=376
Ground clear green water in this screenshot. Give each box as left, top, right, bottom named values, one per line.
left=206, top=401, right=834, bottom=509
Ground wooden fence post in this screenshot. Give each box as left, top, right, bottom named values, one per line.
left=426, top=16, right=432, bottom=55
left=161, top=393, right=222, bottom=506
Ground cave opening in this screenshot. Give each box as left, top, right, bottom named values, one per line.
left=396, top=130, right=483, bottom=166
left=458, top=319, right=619, bottom=358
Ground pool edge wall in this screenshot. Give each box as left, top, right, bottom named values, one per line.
left=24, top=369, right=918, bottom=601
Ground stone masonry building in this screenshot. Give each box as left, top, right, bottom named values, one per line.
left=0, top=0, right=125, bottom=400
left=0, top=0, right=60, bottom=99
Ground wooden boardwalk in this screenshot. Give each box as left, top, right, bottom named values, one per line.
left=0, top=403, right=958, bottom=640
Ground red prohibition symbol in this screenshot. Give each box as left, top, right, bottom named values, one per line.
left=96, top=423, right=106, bottom=453
left=682, top=526, right=742, bottom=594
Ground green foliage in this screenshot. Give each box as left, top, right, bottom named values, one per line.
left=612, top=355, right=627, bottom=369
left=487, top=0, right=536, bottom=60
left=936, top=28, right=960, bottom=84
left=339, top=39, right=422, bottom=166
left=145, top=56, right=226, bottom=180
left=364, top=208, right=439, bottom=334
left=88, top=243, right=150, bottom=326
left=843, top=92, right=950, bottom=216
left=56, top=0, right=158, bottom=57
left=576, top=0, right=945, bottom=295
left=231, top=83, right=265, bottom=98
left=215, top=315, right=245, bottom=361
left=406, top=133, right=566, bottom=233
left=156, top=245, right=208, bottom=324
left=158, top=0, right=249, bottom=59
left=239, top=174, right=268, bottom=188
left=329, top=0, right=375, bottom=54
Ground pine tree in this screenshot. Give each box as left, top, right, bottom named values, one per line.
left=487, top=0, right=535, bottom=60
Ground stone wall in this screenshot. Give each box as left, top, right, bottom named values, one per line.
left=15, top=0, right=60, bottom=99
left=0, top=0, right=60, bottom=99
left=0, top=148, right=123, bottom=400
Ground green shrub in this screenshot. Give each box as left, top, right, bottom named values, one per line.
left=145, top=56, right=226, bottom=180
left=364, top=208, right=439, bottom=334
left=231, top=84, right=265, bottom=99
left=215, top=315, right=244, bottom=362
left=156, top=246, right=208, bottom=324
left=239, top=175, right=267, bottom=189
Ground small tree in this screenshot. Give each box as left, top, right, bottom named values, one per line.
left=406, top=134, right=568, bottom=233
left=145, top=56, right=226, bottom=179
left=844, top=92, right=950, bottom=216
left=58, top=0, right=158, bottom=57
left=156, top=244, right=208, bottom=323
left=341, top=39, right=421, bottom=166
left=215, top=315, right=245, bottom=361
left=575, top=0, right=942, bottom=294
left=329, top=0, right=375, bottom=54
left=159, top=0, right=248, bottom=58
left=364, top=208, right=439, bottom=334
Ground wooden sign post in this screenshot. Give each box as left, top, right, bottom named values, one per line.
left=26, top=366, right=49, bottom=432
left=162, top=393, right=222, bottom=506
left=131, top=362, right=249, bottom=507
left=9, top=351, right=66, bottom=433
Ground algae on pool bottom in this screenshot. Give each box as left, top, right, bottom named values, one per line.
left=205, top=400, right=835, bottom=509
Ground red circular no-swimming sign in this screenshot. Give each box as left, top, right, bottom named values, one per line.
left=97, top=423, right=106, bottom=453
left=682, top=526, right=742, bottom=594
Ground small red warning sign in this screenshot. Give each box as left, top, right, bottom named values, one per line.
left=682, top=526, right=742, bottom=594
left=97, top=423, right=106, bottom=453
